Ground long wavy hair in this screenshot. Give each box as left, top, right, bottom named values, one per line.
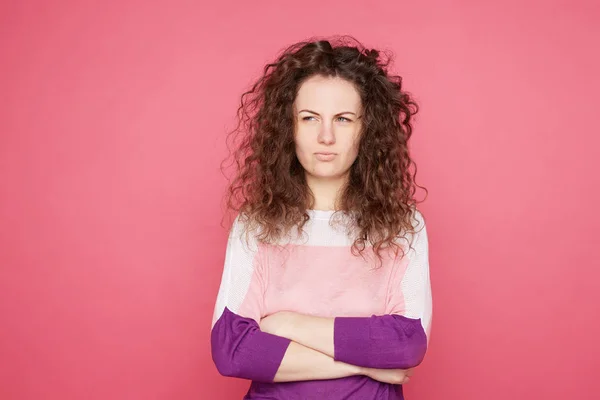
left=221, top=35, right=428, bottom=264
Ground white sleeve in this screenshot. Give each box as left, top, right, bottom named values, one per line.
left=400, top=209, right=433, bottom=339
left=211, top=215, right=265, bottom=327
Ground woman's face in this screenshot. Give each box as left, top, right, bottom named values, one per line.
left=293, top=75, right=363, bottom=182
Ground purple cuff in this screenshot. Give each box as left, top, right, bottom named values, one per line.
left=333, top=314, right=427, bottom=369
left=211, top=307, right=291, bottom=382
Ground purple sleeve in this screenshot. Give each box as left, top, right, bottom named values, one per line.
left=333, top=314, right=427, bottom=369
left=211, top=307, right=291, bottom=382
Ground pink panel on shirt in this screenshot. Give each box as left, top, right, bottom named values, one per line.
left=236, top=246, right=266, bottom=324
left=238, top=244, right=410, bottom=319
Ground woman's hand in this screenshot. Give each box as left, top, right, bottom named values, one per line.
left=360, top=366, right=415, bottom=385
left=259, top=311, right=297, bottom=337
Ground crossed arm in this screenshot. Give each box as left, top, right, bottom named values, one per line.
left=262, top=310, right=426, bottom=365
left=211, top=306, right=427, bottom=383
left=259, top=310, right=427, bottom=382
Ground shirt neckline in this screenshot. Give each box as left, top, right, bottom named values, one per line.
left=307, top=209, right=337, bottom=220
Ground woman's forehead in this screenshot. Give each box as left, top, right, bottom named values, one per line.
left=294, top=78, right=362, bottom=113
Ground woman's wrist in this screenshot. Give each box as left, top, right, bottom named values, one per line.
left=340, top=360, right=363, bottom=376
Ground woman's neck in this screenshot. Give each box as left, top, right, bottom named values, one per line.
left=305, top=173, right=348, bottom=211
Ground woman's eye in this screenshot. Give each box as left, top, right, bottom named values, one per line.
left=301, top=116, right=352, bottom=122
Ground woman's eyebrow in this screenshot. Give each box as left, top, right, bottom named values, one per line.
left=298, top=109, right=357, bottom=116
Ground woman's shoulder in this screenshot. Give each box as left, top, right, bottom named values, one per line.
left=391, top=206, right=427, bottom=249
left=405, top=206, right=428, bottom=252
left=410, top=206, right=426, bottom=230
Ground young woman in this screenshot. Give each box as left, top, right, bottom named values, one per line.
left=211, top=36, right=432, bottom=400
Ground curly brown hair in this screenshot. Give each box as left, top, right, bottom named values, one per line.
left=221, top=35, right=428, bottom=264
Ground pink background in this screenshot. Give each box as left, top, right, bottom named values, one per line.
left=1, top=0, right=599, bottom=399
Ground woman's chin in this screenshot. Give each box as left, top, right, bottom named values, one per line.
left=306, top=169, right=348, bottom=181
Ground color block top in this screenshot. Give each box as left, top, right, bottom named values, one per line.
left=211, top=208, right=432, bottom=400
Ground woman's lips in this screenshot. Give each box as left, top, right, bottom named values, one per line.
left=315, top=152, right=336, bottom=161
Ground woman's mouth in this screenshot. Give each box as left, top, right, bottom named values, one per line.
left=315, top=152, right=336, bottom=161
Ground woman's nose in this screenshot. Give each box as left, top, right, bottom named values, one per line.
left=318, top=122, right=336, bottom=144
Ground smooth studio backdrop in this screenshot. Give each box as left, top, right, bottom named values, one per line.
left=1, top=0, right=599, bottom=399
